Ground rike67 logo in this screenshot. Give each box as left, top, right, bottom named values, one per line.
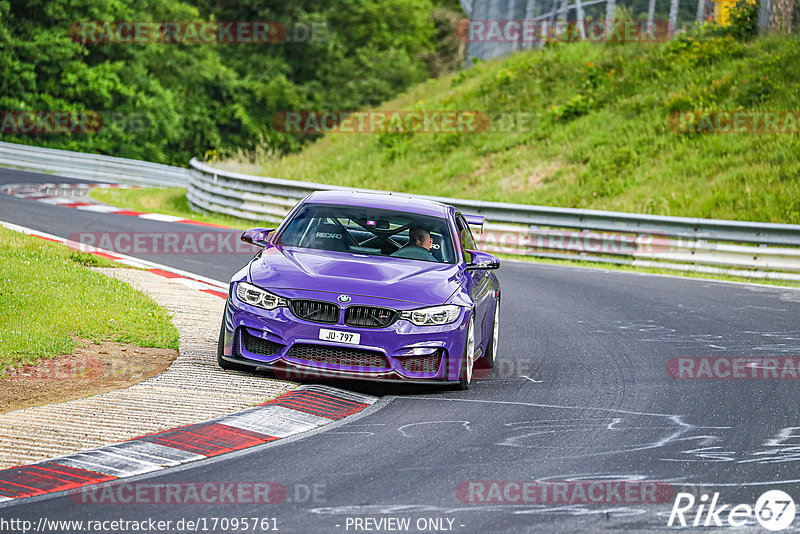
left=668, top=490, right=796, bottom=531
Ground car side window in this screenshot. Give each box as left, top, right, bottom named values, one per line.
left=455, top=214, right=477, bottom=253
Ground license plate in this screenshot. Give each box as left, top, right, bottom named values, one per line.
left=318, top=328, right=361, bottom=345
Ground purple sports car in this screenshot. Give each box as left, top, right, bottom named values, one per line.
left=217, top=190, right=500, bottom=389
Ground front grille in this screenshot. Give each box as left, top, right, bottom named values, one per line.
left=241, top=329, right=284, bottom=356
left=287, top=343, right=390, bottom=369
left=345, top=306, right=398, bottom=328
left=290, top=300, right=339, bottom=324
left=398, top=350, right=443, bottom=374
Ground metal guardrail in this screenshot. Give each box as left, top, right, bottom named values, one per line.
left=1, top=141, right=797, bottom=282
left=188, top=158, right=800, bottom=282
left=0, top=141, right=190, bottom=187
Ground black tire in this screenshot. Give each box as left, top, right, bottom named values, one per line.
left=480, top=299, right=500, bottom=369
left=456, top=315, right=475, bottom=390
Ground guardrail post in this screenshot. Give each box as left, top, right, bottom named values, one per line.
left=668, top=0, right=680, bottom=36
left=758, top=0, right=773, bottom=32
left=647, top=0, right=657, bottom=36
left=606, top=0, right=617, bottom=30
left=696, top=0, right=706, bottom=22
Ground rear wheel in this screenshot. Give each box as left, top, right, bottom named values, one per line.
left=481, top=299, right=500, bottom=369
left=457, top=315, right=475, bottom=390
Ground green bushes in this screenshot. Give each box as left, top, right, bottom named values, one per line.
left=550, top=94, right=598, bottom=122
left=0, top=0, right=461, bottom=165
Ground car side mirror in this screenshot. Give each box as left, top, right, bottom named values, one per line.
left=241, top=228, right=274, bottom=247
left=466, top=250, right=500, bottom=270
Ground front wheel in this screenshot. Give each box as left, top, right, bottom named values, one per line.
left=456, top=315, right=475, bottom=390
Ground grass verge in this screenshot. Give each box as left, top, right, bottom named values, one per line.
left=0, top=226, right=180, bottom=377
left=89, top=187, right=254, bottom=230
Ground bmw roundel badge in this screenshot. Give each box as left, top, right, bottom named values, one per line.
left=338, top=294, right=351, bottom=303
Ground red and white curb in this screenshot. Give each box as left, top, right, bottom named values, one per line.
left=3, top=182, right=227, bottom=228
left=0, top=385, right=377, bottom=502
left=1, top=220, right=230, bottom=299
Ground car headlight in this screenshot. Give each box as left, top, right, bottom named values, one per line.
left=401, top=305, right=461, bottom=326
left=236, top=282, right=287, bottom=310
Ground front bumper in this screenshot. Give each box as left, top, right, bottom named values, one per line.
left=220, top=290, right=470, bottom=383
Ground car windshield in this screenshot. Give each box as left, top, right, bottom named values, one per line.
left=276, top=203, right=456, bottom=263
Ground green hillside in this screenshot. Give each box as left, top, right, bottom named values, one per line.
left=223, top=31, right=800, bottom=224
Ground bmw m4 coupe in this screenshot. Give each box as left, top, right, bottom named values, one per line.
left=217, top=190, right=501, bottom=389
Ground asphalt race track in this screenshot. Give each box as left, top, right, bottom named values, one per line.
left=3, top=167, right=800, bottom=533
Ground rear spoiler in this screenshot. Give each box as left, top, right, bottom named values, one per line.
left=464, top=214, right=485, bottom=233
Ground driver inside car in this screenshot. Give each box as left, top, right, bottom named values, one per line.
left=390, top=226, right=437, bottom=262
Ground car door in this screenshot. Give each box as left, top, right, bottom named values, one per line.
left=455, top=213, right=492, bottom=354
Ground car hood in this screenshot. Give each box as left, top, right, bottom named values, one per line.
left=248, top=245, right=462, bottom=307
